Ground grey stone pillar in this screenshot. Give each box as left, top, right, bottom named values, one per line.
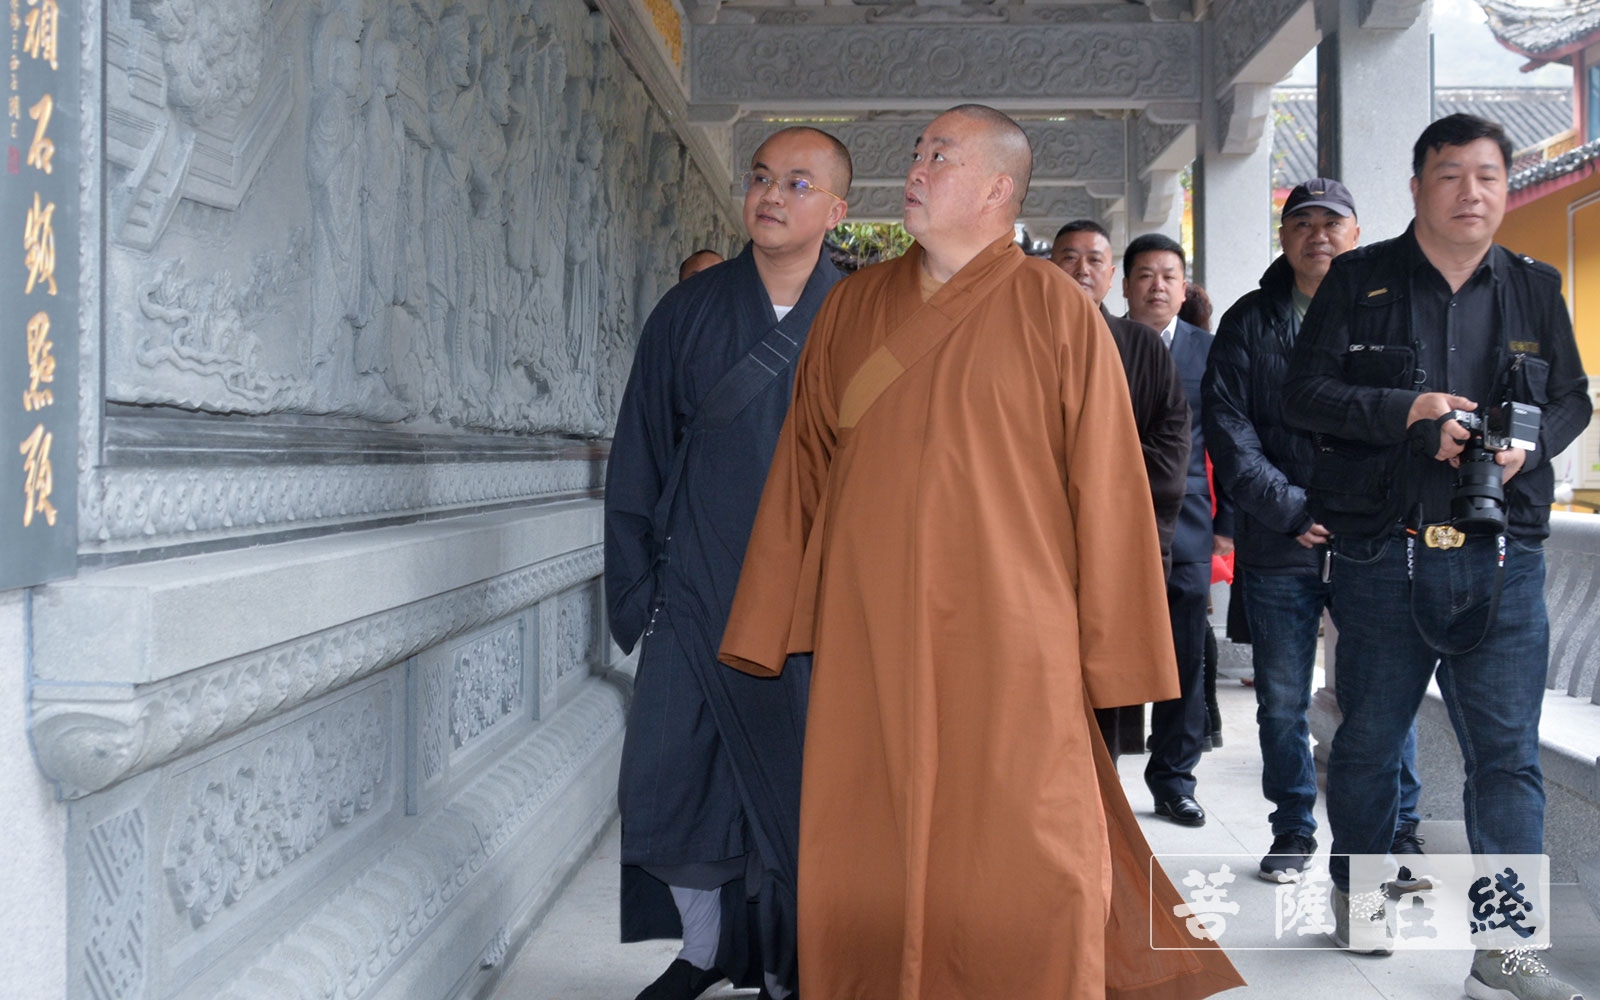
left=1194, top=82, right=1276, bottom=319
left=1316, top=0, right=1433, bottom=241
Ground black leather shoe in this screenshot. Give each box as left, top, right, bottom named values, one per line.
left=634, top=959, right=725, bottom=1000
left=1389, top=820, right=1425, bottom=855
left=1154, top=794, right=1207, bottom=827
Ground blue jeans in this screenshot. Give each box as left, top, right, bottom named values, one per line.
left=1243, top=570, right=1422, bottom=838
left=1325, top=531, right=1548, bottom=891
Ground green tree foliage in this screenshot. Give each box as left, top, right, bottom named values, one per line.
left=827, top=221, right=915, bottom=272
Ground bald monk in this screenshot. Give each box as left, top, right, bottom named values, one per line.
left=719, top=105, right=1244, bottom=999
left=678, top=248, right=724, bottom=282
left=607, top=126, right=850, bottom=1000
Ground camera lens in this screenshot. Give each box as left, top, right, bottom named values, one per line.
left=1451, top=449, right=1505, bottom=534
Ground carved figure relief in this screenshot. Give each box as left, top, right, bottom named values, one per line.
left=104, top=0, right=739, bottom=438
left=306, top=10, right=370, bottom=394
left=162, top=686, right=390, bottom=928
left=554, top=586, right=595, bottom=680
left=449, top=623, right=523, bottom=751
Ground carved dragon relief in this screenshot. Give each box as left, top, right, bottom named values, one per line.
left=104, top=0, right=739, bottom=438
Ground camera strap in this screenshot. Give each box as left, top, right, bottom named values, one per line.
left=1403, top=515, right=1507, bottom=656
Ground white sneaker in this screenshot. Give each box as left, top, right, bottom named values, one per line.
left=1330, top=885, right=1394, bottom=954
left=1464, top=948, right=1585, bottom=1000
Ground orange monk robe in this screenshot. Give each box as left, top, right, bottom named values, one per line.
left=720, top=235, right=1245, bottom=1000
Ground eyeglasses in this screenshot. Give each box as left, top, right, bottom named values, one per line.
left=741, top=171, right=844, bottom=202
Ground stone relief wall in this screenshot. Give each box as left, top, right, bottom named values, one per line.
left=102, top=0, right=736, bottom=439
left=65, top=618, right=619, bottom=1000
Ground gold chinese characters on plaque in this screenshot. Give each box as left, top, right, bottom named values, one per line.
left=23, top=190, right=55, bottom=294
left=26, top=91, right=51, bottom=173
left=23, top=0, right=59, bottom=71
left=18, top=422, right=55, bottom=527
left=24, top=310, right=53, bottom=410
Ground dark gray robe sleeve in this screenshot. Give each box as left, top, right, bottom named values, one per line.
left=605, top=291, right=684, bottom=653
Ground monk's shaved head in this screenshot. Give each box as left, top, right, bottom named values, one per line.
left=945, top=104, right=1032, bottom=212
left=753, top=125, right=853, bottom=196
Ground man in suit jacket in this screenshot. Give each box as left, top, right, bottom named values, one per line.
left=1124, top=233, right=1233, bottom=826
left=1052, top=221, right=1192, bottom=759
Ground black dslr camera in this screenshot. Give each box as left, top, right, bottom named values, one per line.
left=1444, top=401, right=1542, bottom=534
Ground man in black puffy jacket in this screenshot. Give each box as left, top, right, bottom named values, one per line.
left=1203, top=178, right=1424, bottom=883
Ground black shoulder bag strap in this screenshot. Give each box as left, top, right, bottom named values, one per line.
left=649, top=320, right=806, bottom=539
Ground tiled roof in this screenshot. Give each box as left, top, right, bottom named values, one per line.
left=1478, top=0, right=1600, bottom=60
left=1509, top=136, right=1600, bottom=190
left=1272, top=89, right=1318, bottom=191
left=1271, top=86, right=1573, bottom=192
left=1435, top=88, right=1574, bottom=148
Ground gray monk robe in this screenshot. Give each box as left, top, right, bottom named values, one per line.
left=604, top=242, right=841, bottom=993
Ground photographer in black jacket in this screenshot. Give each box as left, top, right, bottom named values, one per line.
left=1283, top=116, right=1589, bottom=998
left=1204, top=178, right=1425, bottom=886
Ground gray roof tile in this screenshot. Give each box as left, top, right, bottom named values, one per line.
left=1270, top=86, right=1573, bottom=194
left=1478, top=0, right=1600, bottom=59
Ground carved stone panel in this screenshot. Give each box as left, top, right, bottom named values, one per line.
left=160, top=685, right=390, bottom=934
left=408, top=607, right=540, bottom=815
left=100, top=0, right=738, bottom=442
left=846, top=184, right=1101, bottom=228
left=450, top=621, right=525, bottom=752
left=554, top=582, right=600, bottom=683
left=733, top=118, right=1127, bottom=184
left=83, top=808, right=147, bottom=1000
left=693, top=23, right=1201, bottom=106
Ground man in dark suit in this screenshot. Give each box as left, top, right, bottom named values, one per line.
left=1051, top=221, right=1192, bottom=759
left=1124, top=232, right=1232, bottom=826
left=1051, top=221, right=1191, bottom=573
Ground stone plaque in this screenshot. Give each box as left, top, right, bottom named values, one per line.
left=1, top=0, right=78, bottom=588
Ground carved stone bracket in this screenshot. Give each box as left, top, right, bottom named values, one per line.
left=1217, top=83, right=1274, bottom=155
left=691, top=22, right=1201, bottom=107
left=1210, top=0, right=1309, bottom=89
left=733, top=118, right=1128, bottom=184
left=210, top=678, right=627, bottom=1000
left=1359, top=0, right=1428, bottom=29
left=1139, top=169, right=1182, bottom=224
left=1132, top=114, right=1193, bottom=175
left=30, top=545, right=603, bottom=798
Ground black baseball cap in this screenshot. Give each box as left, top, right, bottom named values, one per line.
left=1283, top=177, right=1356, bottom=218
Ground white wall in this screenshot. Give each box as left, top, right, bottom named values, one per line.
left=0, top=590, right=67, bottom=1000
